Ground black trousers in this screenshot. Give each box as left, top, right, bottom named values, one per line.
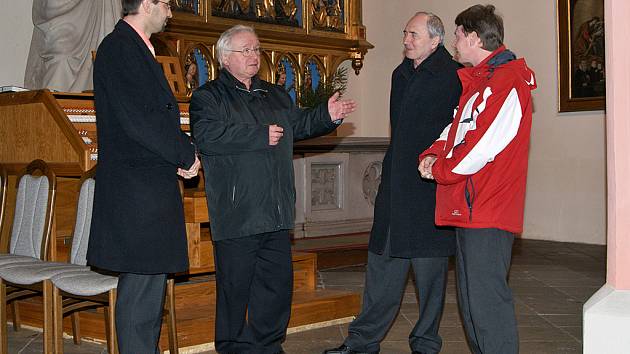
left=455, top=228, right=518, bottom=354
left=213, top=230, right=293, bottom=354
left=115, top=272, right=167, bottom=354
left=344, top=237, right=449, bottom=354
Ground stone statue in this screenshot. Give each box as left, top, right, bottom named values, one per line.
left=24, top=0, right=122, bottom=92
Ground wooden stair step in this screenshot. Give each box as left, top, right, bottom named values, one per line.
left=9, top=251, right=360, bottom=351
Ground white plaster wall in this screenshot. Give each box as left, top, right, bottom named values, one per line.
left=0, top=0, right=34, bottom=87
left=343, top=0, right=606, bottom=244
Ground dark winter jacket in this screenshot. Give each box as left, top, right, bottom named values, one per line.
left=190, top=69, right=338, bottom=241
left=87, top=20, right=196, bottom=274
left=369, top=45, right=461, bottom=258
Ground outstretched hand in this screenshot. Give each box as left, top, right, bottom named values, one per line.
left=327, top=91, right=357, bottom=121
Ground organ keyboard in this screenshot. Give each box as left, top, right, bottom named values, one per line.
left=0, top=89, right=191, bottom=176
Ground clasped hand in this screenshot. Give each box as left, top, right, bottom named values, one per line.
left=269, top=124, right=284, bottom=146
left=177, top=156, right=201, bottom=179
left=418, top=155, right=437, bottom=180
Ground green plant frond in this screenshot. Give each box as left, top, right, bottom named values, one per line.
left=298, top=66, right=348, bottom=108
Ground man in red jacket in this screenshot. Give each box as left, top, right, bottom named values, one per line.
left=419, top=5, right=536, bottom=354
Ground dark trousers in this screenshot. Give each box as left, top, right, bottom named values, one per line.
left=345, top=237, right=449, bottom=353
left=455, top=228, right=518, bottom=354
left=115, top=272, right=167, bottom=354
left=214, top=230, right=293, bottom=354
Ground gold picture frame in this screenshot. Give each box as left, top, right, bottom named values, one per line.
left=557, top=0, right=605, bottom=112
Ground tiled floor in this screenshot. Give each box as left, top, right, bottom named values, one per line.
left=7, top=239, right=605, bottom=354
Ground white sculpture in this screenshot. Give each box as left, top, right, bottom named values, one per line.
left=24, top=0, right=122, bottom=92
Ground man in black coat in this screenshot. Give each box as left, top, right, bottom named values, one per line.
left=190, top=25, right=356, bottom=354
left=87, top=0, right=200, bottom=352
left=325, top=12, right=461, bottom=354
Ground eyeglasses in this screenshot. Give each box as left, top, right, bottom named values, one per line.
left=154, top=0, right=171, bottom=10
left=226, top=47, right=262, bottom=57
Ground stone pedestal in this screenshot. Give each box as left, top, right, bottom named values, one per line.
left=293, top=137, right=388, bottom=238
left=583, top=284, right=630, bottom=353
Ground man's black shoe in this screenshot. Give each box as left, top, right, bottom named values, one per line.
left=322, top=344, right=379, bottom=354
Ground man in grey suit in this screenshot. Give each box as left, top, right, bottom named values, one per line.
left=87, top=0, right=200, bottom=352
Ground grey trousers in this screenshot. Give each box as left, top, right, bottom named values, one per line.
left=115, top=273, right=167, bottom=354
left=455, top=228, right=518, bottom=354
left=344, top=238, right=449, bottom=354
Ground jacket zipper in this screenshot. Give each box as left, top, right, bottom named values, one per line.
left=464, top=176, right=475, bottom=222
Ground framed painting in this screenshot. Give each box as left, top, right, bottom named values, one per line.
left=557, top=0, right=605, bottom=112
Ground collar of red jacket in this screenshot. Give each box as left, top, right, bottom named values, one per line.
left=458, top=45, right=514, bottom=81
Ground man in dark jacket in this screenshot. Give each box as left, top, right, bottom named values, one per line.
left=87, top=0, right=200, bottom=352
left=190, top=25, right=356, bottom=354
left=325, top=12, right=461, bottom=354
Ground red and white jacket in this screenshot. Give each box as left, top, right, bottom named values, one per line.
left=420, top=46, right=537, bottom=233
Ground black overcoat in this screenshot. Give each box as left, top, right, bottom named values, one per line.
left=87, top=21, right=196, bottom=274
left=369, top=46, right=462, bottom=258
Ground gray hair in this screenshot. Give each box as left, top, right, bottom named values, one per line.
left=216, top=24, right=258, bottom=69
left=415, top=11, right=445, bottom=45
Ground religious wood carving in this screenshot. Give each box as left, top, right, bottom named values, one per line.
left=153, top=0, right=372, bottom=100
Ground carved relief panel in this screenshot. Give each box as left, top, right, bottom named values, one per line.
left=211, top=0, right=302, bottom=27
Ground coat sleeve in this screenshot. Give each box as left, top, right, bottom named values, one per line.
left=431, top=78, right=526, bottom=185
left=420, top=123, right=452, bottom=158
left=419, top=72, right=462, bottom=162
left=189, top=87, right=270, bottom=155
left=94, top=38, right=195, bottom=169
left=290, top=102, right=339, bottom=141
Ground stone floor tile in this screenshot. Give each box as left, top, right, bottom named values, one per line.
left=378, top=339, right=412, bottom=354
left=518, top=340, right=582, bottom=353
left=555, top=286, right=602, bottom=302
left=518, top=325, right=576, bottom=342
left=516, top=314, right=555, bottom=327
left=558, top=326, right=583, bottom=342
left=437, top=325, right=468, bottom=342
left=381, top=319, right=416, bottom=342
left=440, top=340, right=473, bottom=354
left=540, top=314, right=583, bottom=327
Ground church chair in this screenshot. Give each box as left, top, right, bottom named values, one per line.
left=0, top=160, right=56, bottom=267
left=46, top=167, right=180, bottom=353
left=0, top=159, right=58, bottom=354
left=0, top=164, right=7, bottom=246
